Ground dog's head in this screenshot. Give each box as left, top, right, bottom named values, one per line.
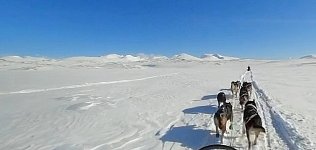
left=231, top=81, right=239, bottom=87
left=242, top=82, right=252, bottom=87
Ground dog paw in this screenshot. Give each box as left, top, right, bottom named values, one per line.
left=216, top=133, right=219, bottom=138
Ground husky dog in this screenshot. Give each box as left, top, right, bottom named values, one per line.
left=239, top=94, right=249, bottom=110
left=217, top=92, right=226, bottom=108
left=243, top=100, right=265, bottom=149
left=242, top=82, right=253, bottom=98
left=214, top=102, right=233, bottom=144
left=231, top=81, right=239, bottom=97
left=237, top=81, right=241, bottom=90
left=239, top=86, right=249, bottom=110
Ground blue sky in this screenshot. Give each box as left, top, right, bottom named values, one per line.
left=1, top=0, right=316, bottom=59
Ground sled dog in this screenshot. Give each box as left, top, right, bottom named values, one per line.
left=243, top=100, right=266, bottom=149
left=214, top=102, right=233, bottom=144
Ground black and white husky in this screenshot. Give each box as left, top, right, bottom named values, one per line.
left=242, top=82, right=253, bottom=98
left=214, top=102, right=233, bottom=144
left=239, top=86, right=249, bottom=110
left=243, top=100, right=265, bottom=149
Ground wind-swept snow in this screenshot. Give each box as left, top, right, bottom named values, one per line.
left=0, top=55, right=315, bottom=149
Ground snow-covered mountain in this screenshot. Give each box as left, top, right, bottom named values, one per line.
left=172, top=53, right=202, bottom=61
left=102, top=54, right=166, bottom=62
left=201, top=54, right=239, bottom=61
left=62, top=54, right=145, bottom=63
left=103, top=54, right=124, bottom=59
left=0, top=56, right=54, bottom=62
left=122, top=55, right=144, bottom=62
left=0, top=53, right=240, bottom=63
left=300, top=55, right=316, bottom=59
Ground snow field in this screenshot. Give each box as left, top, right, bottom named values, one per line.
left=0, top=55, right=315, bottom=149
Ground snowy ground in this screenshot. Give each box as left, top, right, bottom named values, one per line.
left=0, top=55, right=315, bottom=150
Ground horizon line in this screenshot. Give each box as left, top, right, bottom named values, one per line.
left=0, top=53, right=314, bottom=60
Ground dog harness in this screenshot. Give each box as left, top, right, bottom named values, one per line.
left=244, top=104, right=258, bottom=124
left=240, top=93, right=248, bottom=97
left=246, top=104, right=257, bottom=109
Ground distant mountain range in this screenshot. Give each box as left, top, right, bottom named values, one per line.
left=1, top=54, right=315, bottom=62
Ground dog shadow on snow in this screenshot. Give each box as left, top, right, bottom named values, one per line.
left=201, top=94, right=217, bottom=101
left=159, top=125, right=220, bottom=150
left=183, top=104, right=218, bottom=114
left=159, top=103, right=221, bottom=149
left=201, top=89, right=232, bottom=101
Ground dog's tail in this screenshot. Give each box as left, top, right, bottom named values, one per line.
left=253, top=125, right=266, bottom=133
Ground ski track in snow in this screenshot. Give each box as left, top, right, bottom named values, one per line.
left=0, top=73, right=178, bottom=95
left=253, top=81, right=314, bottom=150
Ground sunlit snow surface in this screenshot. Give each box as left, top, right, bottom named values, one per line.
left=0, top=54, right=315, bottom=149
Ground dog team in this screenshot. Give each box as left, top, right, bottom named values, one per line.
left=213, top=66, right=265, bottom=149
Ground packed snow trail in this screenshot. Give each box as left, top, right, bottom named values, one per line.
left=219, top=88, right=268, bottom=150
left=158, top=86, right=270, bottom=150
left=220, top=80, right=314, bottom=150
